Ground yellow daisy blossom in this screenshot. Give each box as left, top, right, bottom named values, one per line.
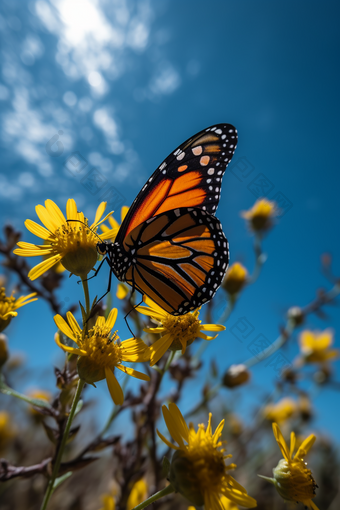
left=136, top=296, right=225, bottom=366
left=263, top=397, right=297, bottom=424
left=27, top=389, right=51, bottom=416
left=220, top=496, right=240, bottom=510
left=241, top=198, right=278, bottom=232
left=0, top=411, right=16, bottom=451
left=298, top=329, right=339, bottom=364
left=158, top=403, right=257, bottom=509
left=13, top=199, right=117, bottom=280
left=126, top=479, right=148, bottom=510
left=259, top=422, right=319, bottom=509
left=222, top=263, right=248, bottom=295
left=100, top=206, right=129, bottom=242
left=54, top=308, right=150, bottom=405
left=0, top=287, right=37, bottom=332
left=98, top=494, right=115, bottom=510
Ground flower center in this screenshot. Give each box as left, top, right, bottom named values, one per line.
left=163, top=313, right=201, bottom=351
left=0, top=288, right=16, bottom=316
left=78, top=326, right=122, bottom=369
left=53, top=222, right=98, bottom=254
left=186, top=427, right=226, bottom=491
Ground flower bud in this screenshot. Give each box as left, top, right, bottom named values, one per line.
left=0, top=334, right=9, bottom=367
left=241, top=198, right=278, bottom=232
left=222, top=364, right=250, bottom=388
left=168, top=450, right=204, bottom=506
left=272, top=458, right=317, bottom=503
left=287, top=306, right=304, bottom=327
left=222, top=263, right=248, bottom=295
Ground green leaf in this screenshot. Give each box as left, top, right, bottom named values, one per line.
left=53, top=471, right=73, bottom=491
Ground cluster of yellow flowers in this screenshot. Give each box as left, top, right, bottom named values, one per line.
left=0, top=196, right=327, bottom=510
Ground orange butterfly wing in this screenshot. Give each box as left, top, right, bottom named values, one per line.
left=116, top=123, right=237, bottom=242
left=121, top=207, right=229, bottom=315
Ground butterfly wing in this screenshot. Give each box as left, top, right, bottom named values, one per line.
left=121, top=207, right=229, bottom=315
left=116, top=123, right=237, bottom=243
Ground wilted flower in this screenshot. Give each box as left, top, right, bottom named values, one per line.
left=126, top=479, right=148, bottom=510
left=259, top=422, right=319, bottom=509
left=223, top=364, right=250, bottom=388
left=14, top=199, right=117, bottom=279
left=158, top=403, right=257, bottom=509
left=263, top=398, right=297, bottom=423
left=222, top=263, right=248, bottom=295
left=54, top=309, right=150, bottom=405
left=0, top=334, right=9, bottom=367
left=241, top=198, right=277, bottom=232
left=298, top=329, right=339, bottom=364
left=0, top=287, right=37, bottom=333
left=136, top=296, right=225, bottom=366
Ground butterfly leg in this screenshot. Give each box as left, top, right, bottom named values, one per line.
left=93, top=263, right=114, bottom=305
left=80, top=256, right=110, bottom=284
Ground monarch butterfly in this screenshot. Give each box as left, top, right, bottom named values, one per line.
left=96, top=123, right=237, bottom=315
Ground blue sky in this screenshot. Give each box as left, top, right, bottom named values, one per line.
left=1, top=0, right=340, bottom=439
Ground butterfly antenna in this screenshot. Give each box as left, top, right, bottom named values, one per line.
left=66, top=219, right=103, bottom=242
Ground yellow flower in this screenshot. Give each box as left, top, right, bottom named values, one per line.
left=136, top=296, right=225, bottom=366
left=158, top=403, right=257, bottom=509
left=14, top=199, right=117, bottom=280
left=222, top=263, right=248, bottom=295
left=98, top=494, right=115, bottom=510
left=100, top=206, right=129, bottom=242
left=116, top=283, right=129, bottom=300
left=27, top=389, right=51, bottom=416
left=263, top=397, right=297, bottom=424
left=0, top=411, right=16, bottom=451
left=126, top=479, right=148, bottom=510
left=54, top=309, right=150, bottom=405
left=220, top=496, right=240, bottom=510
left=241, top=198, right=277, bottom=232
left=259, top=422, right=319, bottom=509
left=298, top=329, right=339, bottom=364
left=0, top=287, right=37, bottom=332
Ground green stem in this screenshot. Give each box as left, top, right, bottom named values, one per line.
left=163, top=350, right=176, bottom=374
left=40, top=378, right=85, bottom=510
left=243, top=319, right=295, bottom=369
left=0, top=374, right=51, bottom=410
left=218, top=294, right=236, bottom=324
left=132, top=484, right=175, bottom=510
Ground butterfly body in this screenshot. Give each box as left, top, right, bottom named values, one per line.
left=97, top=123, right=237, bottom=315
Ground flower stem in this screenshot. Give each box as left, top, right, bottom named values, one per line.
left=131, top=484, right=175, bottom=510
left=40, top=378, right=85, bottom=510
left=0, top=373, right=51, bottom=410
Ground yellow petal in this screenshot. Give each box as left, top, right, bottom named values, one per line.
left=156, top=428, right=180, bottom=450
left=201, top=324, right=226, bottom=332
left=105, top=367, right=124, bottom=405
left=116, top=364, right=150, bottom=381
left=100, top=228, right=119, bottom=241
left=106, top=308, right=118, bottom=330
left=92, top=210, right=115, bottom=229
left=168, top=403, right=189, bottom=442
left=197, top=332, right=218, bottom=341
left=272, top=422, right=290, bottom=461
left=108, top=215, right=120, bottom=230
left=116, top=283, right=129, bottom=300
left=290, top=431, right=296, bottom=458
left=121, top=206, right=129, bottom=222
left=45, top=199, right=66, bottom=226
left=295, top=433, right=316, bottom=460
left=162, top=405, right=186, bottom=449
left=35, top=204, right=59, bottom=232
left=54, top=333, right=86, bottom=356
left=25, top=219, right=53, bottom=240
left=93, top=201, right=106, bottom=226
left=66, top=312, right=82, bottom=337
left=66, top=198, right=78, bottom=220
left=149, top=334, right=173, bottom=366
left=54, top=314, right=77, bottom=343
left=28, top=255, right=63, bottom=280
